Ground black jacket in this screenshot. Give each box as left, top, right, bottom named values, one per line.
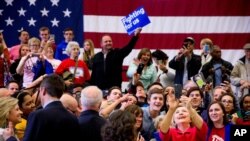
left=169, top=53, right=201, bottom=85
left=90, top=35, right=139, bottom=90
left=201, top=58, right=233, bottom=87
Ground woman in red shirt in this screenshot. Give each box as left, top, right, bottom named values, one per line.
left=206, top=101, right=231, bottom=141
left=159, top=92, right=208, bottom=141
left=55, top=41, right=90, bottom=87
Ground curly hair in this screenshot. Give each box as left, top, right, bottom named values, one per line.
left=102, top=110, right=137, bottom=141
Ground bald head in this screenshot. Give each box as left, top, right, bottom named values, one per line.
left=60, top=93, right=79, bottom=116
left=211, top=45, right=222, bottom=60
left=81, top=86, right=103, bottom=110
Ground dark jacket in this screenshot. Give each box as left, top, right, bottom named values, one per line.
left=23, top=101, right=81, bottom=141
left=78, top=110, right=106, bottom=141
left=90, top=35, right=139, bottom=90
left=169, top=53, right=201, bottom=85
left=201, top=58, right=233, bottom=87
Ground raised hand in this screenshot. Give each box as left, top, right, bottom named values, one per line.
left=134, top=27, right=142, bottom=36
left=166, top=90, right=179, bottom=110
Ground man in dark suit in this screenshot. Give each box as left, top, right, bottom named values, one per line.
left=78, top=86, right=106, bottom=141
left=23, top=74, right=81, bottom=141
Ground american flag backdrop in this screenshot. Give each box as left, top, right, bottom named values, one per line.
left=84, top=0, right=250, bottom=66
left=1, top=0, right=250, bottom=87
left=0, top=0, right=83, bottom=46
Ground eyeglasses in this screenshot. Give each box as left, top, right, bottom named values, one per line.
left=222, top=100, right=233, bottom=104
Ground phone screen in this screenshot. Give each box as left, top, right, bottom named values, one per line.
left=203, top=44, right=210, bottom=54
left=50, top=34, right=55, bottom=40
left=193, top=73, right=206, bottom=89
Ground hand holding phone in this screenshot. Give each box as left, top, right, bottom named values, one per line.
left=174, top=84, right=183, bottom=99
left=136, top=63, right=144, bottom=75
left=50, top=34, right=55, bottom=40
left=193, top=73, right=206, bottom=89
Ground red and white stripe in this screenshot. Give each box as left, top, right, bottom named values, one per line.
left=83, top=0, right=250, bottom=88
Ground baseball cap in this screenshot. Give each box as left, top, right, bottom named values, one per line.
left=183, top=37, right=195, bottom=45
left=243, top=43, right=250, bottom=50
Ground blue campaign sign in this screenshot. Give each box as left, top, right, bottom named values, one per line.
left=121, top=6, right=151, bottom=35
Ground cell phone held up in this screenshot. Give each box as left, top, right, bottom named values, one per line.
left=50, top=34, right=55, bottom=40
left=32, top=53, right=40, bottom=57
left=193, top=73, right=206, bottom=89
left=174, top=84, right=183, bottom=99
left=136, top=63, right=145, bottom=75
left=203, top=44, right=210, bottom=54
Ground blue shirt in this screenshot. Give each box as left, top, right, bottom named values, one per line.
left=55, top=41, right=69, bottom=61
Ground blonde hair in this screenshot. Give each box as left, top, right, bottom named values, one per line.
left=0, top=97, right=18, bottom=127
left=28, top=37, right=41, bottom=53
left=83, top=39, right=95, bottom=61
left=28, top=37, right=41, bottom=46
left=65, top=41, right=80, bottom=56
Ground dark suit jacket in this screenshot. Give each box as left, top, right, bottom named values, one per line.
left=23, top=101, right=81, bottom=141
left=78, top=110, right=106, bottom=141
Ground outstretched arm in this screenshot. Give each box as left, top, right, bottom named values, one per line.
left=180, top=96, right=204, bottom=129
left=119, top=28, right=142, bottom=58
left=160, top=92, right=179, bottom=133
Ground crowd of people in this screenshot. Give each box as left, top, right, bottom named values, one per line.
left=0, top=25, right=250, bottom=141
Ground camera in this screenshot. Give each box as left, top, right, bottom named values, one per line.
left=136, top=63, right=144, bottom=75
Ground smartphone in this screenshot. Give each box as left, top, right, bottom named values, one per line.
left=203, top=44, right=210, bottom=54
left=32, top=53, right=40, bottom=57
left=174, top=84, right=182, bottom=99
left=193, top=73, right=206, bottom=89
left=50, top=34, right=55, bottom=40
left=136, top=63, right=144, bottom=75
